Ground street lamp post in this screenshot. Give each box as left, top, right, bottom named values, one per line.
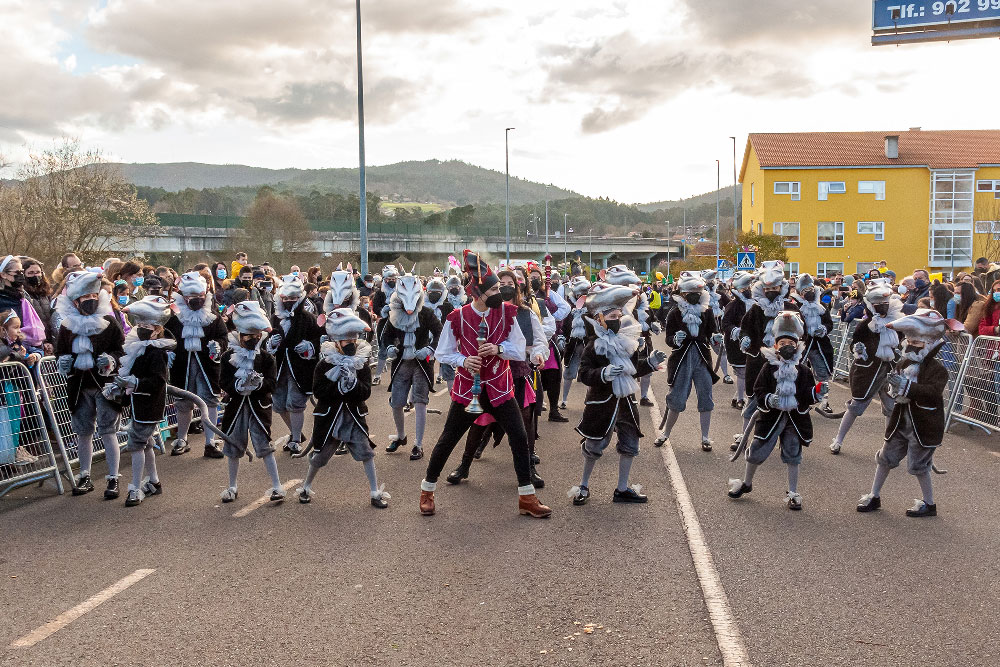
left=545, top=185, right=550, bottom=256
left=716, top=159, right=721, bottom=267
left=356, top=0, right=368, bottom=275
left=563, top=213, right=568, bottom=264
left=505, top=127, right=515, bottom=265
left=683, top=208, right=687, bottom=260
left=589, top=228, right=593, bottom=277
left=730, top=136, right=738, bottom=235
left=666, top=219, right=671, bottom=278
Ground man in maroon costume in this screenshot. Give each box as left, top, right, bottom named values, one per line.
left=418, top=250, right=551, bottom=518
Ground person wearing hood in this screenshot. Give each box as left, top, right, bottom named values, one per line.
left=419, top=250, right=550, bottom=519
left=829, top=279, right=904, bottom=454
left=722, top=271, right=756, bottom=412
left=702, top=269, right=733, bottom=385
left=295, top=307, right=390, bottom=508
left=380, top=270, right=442, bottom=461
left=603, top=264, right=661, bottom=408
left=558, top=275, right=594, bottom=409
left=164, top=271, right=230, bottom=459
left=424, top=276, right=453, bottom=388
left=54, top=270, right=126, bottom=496
left=218, top=300, right=284, bottom=505
left=791, top=273, right=836, bottom=413
left=653, top=271, right=722, bottom=452
left=108, top=295, right=175, bottom=506
left=569, top=281, right=666, bottom=506
left=728, top=312, right=826, bottom=511
left=857, top=309, right=961, bottom=517
left=266, top=274, right=323, bottom=456
left=371, top=265, right=400, bottom=385
left=526, top=262, right=572, bottom=423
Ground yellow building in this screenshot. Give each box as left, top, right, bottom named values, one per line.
left=739, top=129, right=1000, bottom=278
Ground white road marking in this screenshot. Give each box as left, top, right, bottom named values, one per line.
left=232, top=478, right=302, bottom=518
left=648, top=397, right=752, bottom=667
left=10, top=569, right=155, bottom=648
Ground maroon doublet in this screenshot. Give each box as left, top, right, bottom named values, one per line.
left=449, top=302, right=517, bottom=407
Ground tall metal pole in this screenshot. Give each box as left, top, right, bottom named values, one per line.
left=545, top=186, right=550, bottom=256
left=666, top=219, right=671, bottom=278
left=683, top=208, right=687, bottom=260
left=730, top=136, right=738, bottom=235
left=356, top=0, right=368, bottom=275
left=505, top=127, right=515, bottom=265
left=589, top=228, right=593, bottom=277
left=716, top=160, right=721, bottom=267
left=563, top=213, right=568, bottom=264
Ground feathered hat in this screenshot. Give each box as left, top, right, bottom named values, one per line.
left=277, top=274, right=305, bottom=300
left=888, top=308, right=964, bottom=345
left=462, top=249, right=497, bottom=297
left=66, top=271, right=103, bottom=302
left=123, top=295, right=172, bottom=326
left=677, top=271, right=706, bottom=292
left=771, top=311, right=804, bottom=342
left=758, top=260, right=785, bottom=288
left=178, top=271, right=208, bottom=297
left=325, top=307, right=371, bottom=341
left=730, top=271, right=756, bottom=290
left=231, top=300, right=272, bottom=335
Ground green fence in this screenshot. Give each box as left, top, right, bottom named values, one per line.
left=155, top=213, right=508, bottom=239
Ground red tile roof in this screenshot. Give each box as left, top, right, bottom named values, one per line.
left=747, top=129, right=1000, bottom=172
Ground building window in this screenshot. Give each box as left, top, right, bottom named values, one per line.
left=978, top=180, right=1000, bottom=198
left=773, top=181, right=801, bottom=201
left=817, top=221, right=844, bottom=247
left=857, top=262, right=876, bottom=275
left=858, top=180, right=886, bottom=200
left=757, top=223, right=762, bottom=234
left=817, top=262, right=844, bottom=278
left=857, top=221, right=885, bottom=241
left=751, top=183, right=755, bottom=206
left=975, top=220, right=1000, bottom=240
left=930, top=170, right=974, bottom=267
left=773, top=222, right=800, bottom=247
left=818, top=181, right=846, bottom=201
left=783, top=262, right=799, bottom=276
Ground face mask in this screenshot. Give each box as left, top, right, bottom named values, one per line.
left=874, top=303, right=890, bottom=316
left=132, top=276, right=144, bottom=287
left=914, top=279, right=928, bottom=290
left=137, top=327, right=154, bottom=341
left=448, top=287, right=460, bottom=296
left=898, top=285, right=908, bottom=295
left=821, top=294, right=832, bottom=305
left=292, top=271, right=299, bottom=277
left=282, top=300, right=297, bottom=311
left=764, top=290, right=781, bottom=302
left=241, top=336, right=259, bottom=350
left=500, top=286, right=516, bottom=302
left=186, top=297, right=205, bottom=311
left=684, top=292, right=701, bottom=305
left=365, top=281, right=373, bottom=288
left=741, top=288, right=752, bottom=298
left=530, top=278, right=542, bottom=292
left=484, top=293, right=503, bottom=309
left=777, top=344, right=797, bottom=360
left=216, top=269, right=226, bottom=279
left=117, top=295, right=129, bottom=306
left=801, top=290, right=815, bottom=302
left=26, top=275, right=41, bottom=287
left=993, top=292, right=1000, bottom=303
left=340, top=342, right=357, bottom=356
left=9, top=272, right=25, bottom=287
left=385, top=280, right=396, bottom=288
left=605, top=319, right=621, bottom=334
left=78, top=298, right=99, bottom=315
left=427, top=290, right=443, bottom=302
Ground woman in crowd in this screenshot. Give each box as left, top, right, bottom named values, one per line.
left=957, top=281, right=987, bottom=336
left=21, top=258, right=54, bottom=353
left=212, top=262, right=228, bottom=295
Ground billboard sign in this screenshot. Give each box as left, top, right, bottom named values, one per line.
left=874, top=0, right=1000, bottom=31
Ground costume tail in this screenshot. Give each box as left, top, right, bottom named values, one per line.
left=729, top=412, right=759, bottom=463
left=165, top=385, right=240, bottom=448
left=814, top=407, right=847, bottom=419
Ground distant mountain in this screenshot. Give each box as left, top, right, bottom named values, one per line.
left=638, top=185, right=742, bottom=212
left=116, top=159, right=580, bottom=206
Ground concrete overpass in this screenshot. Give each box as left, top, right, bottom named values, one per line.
left=133, top=224, right=681, bottom=274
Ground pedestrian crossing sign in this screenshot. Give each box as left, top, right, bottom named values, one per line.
left=737, top=252, right=756, bottom=271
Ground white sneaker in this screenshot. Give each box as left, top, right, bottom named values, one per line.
left=701, top=438, right=713, bottom=452
left=220, top=486, right=238, bottom=503
left=269, top=486, right=286, bottom=501
left=829, top=440, right=842, bottom=455
left=786, top=491, right=802, bottom=510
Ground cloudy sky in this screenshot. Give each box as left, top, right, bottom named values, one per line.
left=0, top=0, right=996, bottom=203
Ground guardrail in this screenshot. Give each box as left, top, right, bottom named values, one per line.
left=0, top=361, right=65, bottom=498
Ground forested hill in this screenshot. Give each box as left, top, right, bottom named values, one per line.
left=117, top=159, right=580, bottom=206
left=638, top=185, right=742, bottom=212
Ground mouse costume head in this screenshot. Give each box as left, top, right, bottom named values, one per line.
left=888, top=308, right=964, bottom=347
left=123, top=295, right=172, bottom=327
left=325, top=307, right=371, bottom=341
left=325, top=267, right=360, bottom=312
left=232, top=300, right=272, bottom=335
left=391, top=272, right=425, bottom=316
left=604, top=264, right=641, bottom=287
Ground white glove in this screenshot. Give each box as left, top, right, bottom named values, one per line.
left=601, top=365, right=625, bottom=381
left=811, top=325, right=828, bottom=338
left=673, top=330, right=687, bottom=346
left=319, top=334, right=330, bottom=345
left=649, top=321, right=662, bottom=335
left=649, top=350, right=667, bottom=368
left=730, top=327, right=741, bottom=342
left=294, top=340, right=315, bottom=360
left=235, top=371, right=264, bottom=395
left=739, top=335, right=751, bottom=351
left=167, top=351, right=176, bottom=368
left=853, top=342, right=868, bottom=362
left=119, top=374, right=139, bottom=392
left=207, top=340, right=222, bottom=361
left=766, top=393, right=782, bottom=409
left=56, top=354, right=74, bottom=376
left=266, top=334, right=282, bottom=354
left=711, top=333, right=724, bottom=347
left=380, top=305, right=390, bottom=318
left=416, top=345, right=435, bottom=360
left=386, top=345, right=399, bottom=361
left=556, top=336, right=567, bottom=354
left=96, top=353, right=117, bottom=377
left=886, top=372, right=907, bottom=395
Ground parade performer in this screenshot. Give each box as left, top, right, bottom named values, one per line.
left=267, top=274, right=322, bottom=455
left=653, top=271, right=721, bottom=451
left=218, top=301, right=284, bottom=504
left=558, top=275, right=594, bottom=409
left=295, top=307, right=390, bottom=508
left=165, top=271, right=228, bottom=459
left=569, top=282, right=666, bottom=506
left=372, top=265, right=400, bottom=385
left=722, top=271, right=755, bottom=413
left=603, top=264, right=661, bottom=406
left=55, top=271, right=125, bottom=496
left=790, top=273, right=835, bottom=413
left=527, top=260, right=571, bottom=422
left=327, top=264, right=373, bottom=341
left=856, top=309, right=961, bottom=517
left=425, top=276, right=457, bottom=391
left=381, top=270, right=442, bottom=461
left=418, top=250, right=550, bottom=518
left=703, top=269, right=733, bottom=385
left=728, top=312, right=826, bottom=510
left=828, top=278, right=903, bottom=454
left=108, top=295, right=174, bottom=506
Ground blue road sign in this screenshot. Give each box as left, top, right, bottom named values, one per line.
left=717, top=259, right=727, bottom=270
left=737, top=252, right=756, bottom=271
left=873, top=0, right=1000, bottom=32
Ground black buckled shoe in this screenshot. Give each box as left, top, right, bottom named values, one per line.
left=287, top=441, right=303, bottom=455
left=905, top=500, right=937, bottom=518
left=727, top=480, right=752, bottom=498
left=72, top=473, right=94, bottom=496
left=124, top=488, right=143, bottom=507
left=723, top=375, right=734, bottom=385
left=856, top=494, right=881, bottom=512
left=104, top=477, right=120, bottom=500
left=548, top=410, right=569, bottom=423
left=409, top=446, right=423, bottom=461
left=446, top=464, right=470, bottom=484
left=571, top=486, right=590, bottom=506
left=531, top=452, right=541, bottom=466
left=334, top=442, right=348, bottom=456
left=203, top=441, right=224, bottom=459
left=639, top=397, right=654, bottom=407
left=613, top=486, right=647, bottom=503
left=386, top=436, right=407, bottom=453
left=141, top=480, right=163, bottom=497
left=530, top=466, right=545, bottom=489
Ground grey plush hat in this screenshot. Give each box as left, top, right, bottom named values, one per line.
left=771, top=311, right=804, bottom=342
left=758, top=260, right=785, bottom=288
left=123, top=295, right=172, bottom=326
left=888, top=308, right=964, bottom=344
left=700, top=269, right=718, bottom=283
left=730, top=271, right=756, bottom=290
left=796, top=273, right=815, bottom=292
left=584, top=281, right=638, bottom=315
left=864, top=279, right=894, bottom=307
left=567, top=275, right=591, bottom=300
left=66, top=271, right=103, bottom=302
left=382, top=265, right=400, bottom=279
left=678, top=271, right=706, bottom=292
left=277, top=274, right=305, bottom=300
left=325, top=307, right=371, bottom=341
left=178, top=271, right=208, bottom=297
left=231, top=300, right=272, bottom=334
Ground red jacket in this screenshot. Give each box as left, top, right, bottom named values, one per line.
left=979, top=303, right=1000, bottom=337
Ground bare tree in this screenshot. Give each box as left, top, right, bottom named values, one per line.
left=0, top=139, right=157, bottom=267
left=231, top=191, right=318, bottom=270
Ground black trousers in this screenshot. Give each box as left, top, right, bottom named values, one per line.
left=425, top=395, right=532, bottom=486
left=541, top=363, right=561, bottom=408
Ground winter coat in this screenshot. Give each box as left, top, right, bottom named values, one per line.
left=126, top=343, right=171, bottom=424
left=54, top=315, right=125, bottom=410
left=753, top=356, right=819, bottom=444
left=849, top=318, right=897, bottom=401
left=270, top=302, right=324, bottom=393
left=885, top=351, right=948, bottom=448
left=663, top=302, right=719, bottom=386
left=164, top=313, right=229, bottom=394
left=220, top=348, right=277, bottom=436
left=575, top=340, right=656, bottom=440
left=310, top=358, right=373, bottom=448
left=721, top=294, right=750, bottom=367
left=964, top=298, right=988, bottom=338
left=978, top=303, right=1000, bottom=338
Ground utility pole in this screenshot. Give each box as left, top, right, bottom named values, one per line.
left=545, top=185, right=550, bottom=256
left=589, top=228, right=593, bottom=278
left=505, top=127, right=515, bottom=265
left=666, top=219, right=671, bottom=278
left=716, top=159, right=721, bottom=267
left=356, top=0, right=368, bottom=275
left=563, top=213, right=568, bottom=264
left=730, top=136, right=738, bottom=235
left=683, top=208, right=687, bottom=260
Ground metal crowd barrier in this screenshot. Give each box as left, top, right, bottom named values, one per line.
left=0, top=361, right=65, bottom=498
left=945, top=335, right=1000, bottom=435
left=832, top=319, right=858, bottom=381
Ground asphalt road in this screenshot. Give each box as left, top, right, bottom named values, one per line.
left=2, top=353, right=998, bottom=666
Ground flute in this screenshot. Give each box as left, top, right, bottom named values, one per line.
left=465, top=313, right=488, bottom=414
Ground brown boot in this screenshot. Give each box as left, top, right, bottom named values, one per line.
left=419, top=490, right=435, bottom=516
left=518, top=493, right=552, bottom=518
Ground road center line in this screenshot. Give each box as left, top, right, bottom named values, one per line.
left=10, top=569, right=155, bottom=649
left=232, top=478, right=302, bottom=518
left=648, top=397, right=752, bottom=667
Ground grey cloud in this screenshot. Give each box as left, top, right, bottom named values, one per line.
left=678, top=0, right=870, bottom=44
left=364, top=0, right=503, bottom=34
